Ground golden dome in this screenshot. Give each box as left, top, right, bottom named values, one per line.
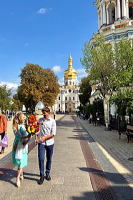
left=64, top=56, right=77, bottom=79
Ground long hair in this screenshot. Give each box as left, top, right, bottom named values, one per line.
left=13, top=112, right=24, bottom=131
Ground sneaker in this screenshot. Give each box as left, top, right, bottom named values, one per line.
left=45, top=172, right=51, bottom=181
left=37, top=176, right=44, bottom=185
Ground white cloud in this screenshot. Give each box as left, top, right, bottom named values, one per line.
left=37, top=8, right=47, bottom=15
left=52, top=65, right=62, bottom=73
left=77, top=68, right=87, bottom=79
left=77, top=68, right=86, bottom=73
left=0, top=82, right=19, bottom=93
left=58, top=77, right=64, bottom=85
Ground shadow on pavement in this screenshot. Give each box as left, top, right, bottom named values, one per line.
left=0, top=168, right=16, bottom=187
left=57, top=120, right=75, bottom=127
left=0, top=168, right=39, bottom=186
left=70, top=185, right=133, bottom=200
left=68, top=135, right=92, bottom=141
left=78, top=167, right=133, bottom=199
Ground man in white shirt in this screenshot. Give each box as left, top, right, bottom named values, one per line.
left=36, top=107, right=56, bottom=185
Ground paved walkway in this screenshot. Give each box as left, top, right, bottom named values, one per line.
left=0, top=115, right=95, bottom=200
left=0, top=115, right=133, bottom=200
left=76, top=117, right=133, bottom=200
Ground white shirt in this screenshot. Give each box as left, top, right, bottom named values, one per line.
left=38, top=117, right=56, bottom=146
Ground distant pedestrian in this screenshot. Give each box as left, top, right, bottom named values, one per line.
left=0, top=108, right=7, bottom=154
left=89, top=114, right=93, bottom=124
left=36, top=107, right=56, bottom=185
left=53, top=111, right=56, bottom=119
left=12, top=112, right=31, bottom=187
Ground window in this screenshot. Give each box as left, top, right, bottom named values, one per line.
left=108, top=3, right=115, bottom=24
left=69, top=89, right=71, bottom=93
left=73, top=97, right=75, bottom=100
left=129, top=6, right=133, bottom=19
left=59, top=96, right=60, bottom=100
left=65, top=97, right=67, bottom=100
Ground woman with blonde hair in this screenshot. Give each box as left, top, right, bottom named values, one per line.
left=12, top=112, right=31, bottom=187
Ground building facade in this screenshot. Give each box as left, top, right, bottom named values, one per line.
left=89, top=0, right=133, bottom=125
left=94, top=0, right=133, bottom=42
left=53, top=56, right=80, bottom=113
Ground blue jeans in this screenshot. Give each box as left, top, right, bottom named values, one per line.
left=38, top=143, right=54, bottom=177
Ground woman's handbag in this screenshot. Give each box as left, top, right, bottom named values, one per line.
left=0, top=134, right=8, bottom=147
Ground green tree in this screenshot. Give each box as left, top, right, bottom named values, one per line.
left=81, top=34, right=115, bottom=98
left=11, top=93, right=22, bottom=111
left=113, top=39, right=133, bottom=88
left=79, top=76, right=92, bottom=106
left=0, top=85, right=11, bottom=110
left=17, top=64, right=60, bottom=111
left=110, top=88, right=133, bottom=117
left=81, top=34, right=133, bottom=126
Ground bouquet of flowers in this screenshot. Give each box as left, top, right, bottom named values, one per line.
left=26, top=114, right=40, bottom=135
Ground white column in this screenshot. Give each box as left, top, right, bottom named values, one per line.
left=122, top=0, right=126, bottom=18
left=117, top=0, right=121, bottom=19
left=107, top=6, right=109, bottom=24
left=100, top=6, right=103, bottom=26
left=103, top=3, right=106, bottom=24
left=99, top=12, right=101, bottom=27
left=98, top=12, right=100, bottom=30
left=126, top=0, right=129, bottom=19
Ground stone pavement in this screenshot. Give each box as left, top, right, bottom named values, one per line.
left=0, top=115, right=95, bottom=200
left=0, top=114, right=133, bottom=200
left=76, top=117, right=133, bottom=200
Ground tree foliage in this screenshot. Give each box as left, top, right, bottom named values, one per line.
left=113, top=39, right=133, bottom=88
left=81, top=34, right=115, bottom=98
left=0, top=85, right=11, bottom=110
left=17, top=64, right=60, bottom=111
left=79, top=76, right=92, bottom=105
left=81, top=34, right=133, bottom=98
left=11, top=93, right=22, bottom=111
left=110, top=88, right=133, bottom=116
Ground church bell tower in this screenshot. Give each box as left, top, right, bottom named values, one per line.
left=64, top=56, right=78, bottom=88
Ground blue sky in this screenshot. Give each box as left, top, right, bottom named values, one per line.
left=0, top=0, right=98, bottom=91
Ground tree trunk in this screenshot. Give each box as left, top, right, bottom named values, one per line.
left=103, top=96, right=110, bottom=130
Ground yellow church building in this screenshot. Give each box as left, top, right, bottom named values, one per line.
left=53, top=56, right=80, bottom=113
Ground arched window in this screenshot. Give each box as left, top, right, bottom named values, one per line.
left=108, top=3, right=115, bottom=24
left=129, top=1, right=133, bottom=19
